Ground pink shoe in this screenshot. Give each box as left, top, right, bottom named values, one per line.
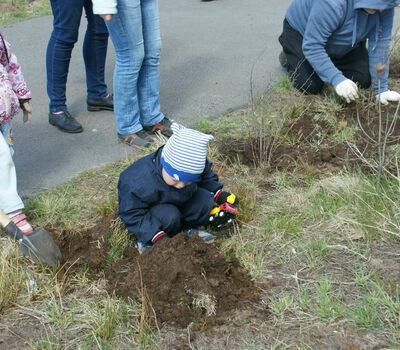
left=9, top=213, right=33, bottom=235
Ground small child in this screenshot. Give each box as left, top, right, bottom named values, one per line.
left=0, top=32, right=33, bottom=234
left=118, top=123, right=238, bottom=253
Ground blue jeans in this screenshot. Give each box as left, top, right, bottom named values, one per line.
left=46, top=0, right=109, bottom=112
left=105, top=0, right=164, bottom=135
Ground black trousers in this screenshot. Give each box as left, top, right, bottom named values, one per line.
left=149, top=187, right=214, bottom=238
left=278, top=19, right=371, bottom=94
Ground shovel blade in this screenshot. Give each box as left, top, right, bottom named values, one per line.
left=19, top=227, right=62, bottom=267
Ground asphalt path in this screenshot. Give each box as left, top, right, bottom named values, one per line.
left=4, top=1, right=400, bottom=197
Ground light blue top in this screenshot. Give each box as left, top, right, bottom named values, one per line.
left=285, top=0, right=400, bottom=93
left=91, top=0, right=117, bottom=15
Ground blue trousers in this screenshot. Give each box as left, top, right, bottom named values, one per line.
left=46, top=0, right=109, bottom=112
left=149, top=187, right=214, bottom=238
left=279, top=19, right=371, bottom=94
left=104, top=0, right=164, bottom=135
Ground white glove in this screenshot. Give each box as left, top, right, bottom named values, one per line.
left=376, top=90, right=400, bottom=106
left=334, top=79, right=359, bottom=103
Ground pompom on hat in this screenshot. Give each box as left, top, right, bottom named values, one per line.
left=161, top=123, right=214, bottom=183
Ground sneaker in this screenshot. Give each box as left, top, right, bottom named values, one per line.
left=184, top=228, right=215, bottom=243
left=136, top=241, right=153, bottom=254
left=143, top=117, right=173, bottom=137
left=9, top=212, right=33, bottom=235
left=118, top=129, right=155, bottom=148
left=279, top=51, right=289, bottom=70
left=49, top=111, right=83, bottom=133
left=87, top=93, right=114, bottom=112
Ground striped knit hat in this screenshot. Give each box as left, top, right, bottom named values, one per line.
left=160, top=123, right=214, bottom=183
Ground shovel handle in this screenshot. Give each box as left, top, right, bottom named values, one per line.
left=0, top=210, right=24, bottom=241
left=0, top=210, right=10, bottom=228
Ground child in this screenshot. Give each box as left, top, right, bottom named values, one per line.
left=0, top=32, right=33, bottom=234
left=118, top=123, right=238, bottom=253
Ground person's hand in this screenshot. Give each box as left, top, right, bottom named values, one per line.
left=20, top=100, right=32, bottom=123
left=100, top=14, right=113, bottom=22
left=376, top=90, right=400, bottom=106
left=334, top=79, right=359, bottom=103
left=209, top=203, right=237, bottom=228
left=214, top=190, right=239, bottom=206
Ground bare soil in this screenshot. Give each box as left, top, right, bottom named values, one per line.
left=52, top=216, right=262, bottom=329
left=55, top=215, right=113, bottom=270
left=390, top=59, right=400, bottom=78
left=218, top=102, right=400, bottom=175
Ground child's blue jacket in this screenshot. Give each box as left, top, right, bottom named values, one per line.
left=285, top=0, right=400, bottom=93
left=118, top=147, right=223, bottom=244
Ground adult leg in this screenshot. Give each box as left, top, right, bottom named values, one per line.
left=149, top=204, right=181, bottom=237
left=138, top=0, right=164, bottom=127
left=105, top=0, right=145, bottom=135
left=278, top=19, right=324, bottom=94
left=180, top=187, right=214, bottom=229
left=333, top=42, right=371, bottom=89
left=83, top=0, right=109, bottom=100
left=46, top=0, right=84, bottom=112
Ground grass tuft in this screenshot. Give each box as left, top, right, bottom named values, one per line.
left=0, top=240, right=26, bottom=311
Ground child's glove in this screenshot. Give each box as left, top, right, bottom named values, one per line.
left=214, top=189, right=239, bottom=206
left=20, top=100, right=32, bottom=123
left=209, top=203, right=237, bottom=228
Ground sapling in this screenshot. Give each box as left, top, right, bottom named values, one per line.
left=345, top=63, right=400, bottom=191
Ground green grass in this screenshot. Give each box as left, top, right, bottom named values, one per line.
left=106, top=219, right=130, bottom=266
left=3, top=71, right=400, bottom=348
left=0, top=0, right=51, bottom=25
left=29, top=335, right=60, bottom=350
left=24, top=154, right=141, bottom=232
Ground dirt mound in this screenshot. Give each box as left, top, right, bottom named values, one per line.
left=105, top=233, right=260, bottom=328
left=53, top=218, right=261, bottom=329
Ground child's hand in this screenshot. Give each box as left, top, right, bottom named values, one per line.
left=214, top=190, right=239, bottom=206
left=20, top=100, right=32, bottom=123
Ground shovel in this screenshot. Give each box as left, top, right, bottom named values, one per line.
left=0, top=210, right=62, bottom=267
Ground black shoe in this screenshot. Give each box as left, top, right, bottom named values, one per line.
left=143, top=117, right=173, bottom=137
left=87, top=93, right=114, bottom=112
left=49, top=111, right=83, bottom=133
left=279, top=51, right=289, bottom=70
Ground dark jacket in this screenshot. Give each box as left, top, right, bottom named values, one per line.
left=285, top=0, right=400, bottom=93
left=118, top=147, right=223, bottom=243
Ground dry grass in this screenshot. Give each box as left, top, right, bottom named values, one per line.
left=3, top=54, right=400, bottom=348
left=0, top=239, right=25, bottom=311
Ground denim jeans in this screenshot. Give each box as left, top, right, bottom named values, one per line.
left=105, top=0, right=164, bottom=135
left=46, top=0, right=109, bottom=112
left=0, top=122, right=24, bottom=214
